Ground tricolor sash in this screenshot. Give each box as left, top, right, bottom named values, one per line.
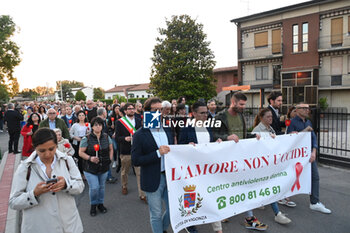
left=119, top=117, right=137, bottom=135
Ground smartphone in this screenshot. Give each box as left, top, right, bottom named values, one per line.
left=46, top=178, right=58, bottom=184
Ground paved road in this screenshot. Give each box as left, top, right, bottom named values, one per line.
left=1, top=131, right=350, bottom=233
left=77, top=163, right=350, bottom=233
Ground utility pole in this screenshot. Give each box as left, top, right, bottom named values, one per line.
left=60, top=81, right=63, bottom=101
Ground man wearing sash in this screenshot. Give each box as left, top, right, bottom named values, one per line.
left=115, top=103, right=145, bottom=201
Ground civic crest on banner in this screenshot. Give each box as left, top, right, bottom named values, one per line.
left=178, top=185, right=203, bottom=217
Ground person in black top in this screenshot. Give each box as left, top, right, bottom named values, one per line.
left=0, top=105, right=4, bottom=132
left=115, top=103, right=145, bottom=201
left=4, top=103, right=24, bottom=154
left=85, top=100, right=97, bottom=123
left=267, top=91, right=285, bottom=135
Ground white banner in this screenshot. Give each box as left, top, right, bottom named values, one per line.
left=165, top=133, right=311, bottom=233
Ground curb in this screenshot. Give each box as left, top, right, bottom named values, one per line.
left=0, top=152, right=22, bottom=233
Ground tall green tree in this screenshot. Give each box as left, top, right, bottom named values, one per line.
left=20, top=88, right=39, bottom=99
left=93, top=87, right=105, bottom=100
left=0, top=15, right=21, bottom=97
left=0, top=84, right=9, bottom=103
left=75, top=90, right=86, bottom=101
left=150, top=15, right=216, bottom=104
left=56, top=80, right=84, bottom=101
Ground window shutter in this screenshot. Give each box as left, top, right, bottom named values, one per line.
left=331, top=17, right=343, bottom=45
left=272, top=29, right=281, bottom=53
left=254, top=31, right=268, bottom=48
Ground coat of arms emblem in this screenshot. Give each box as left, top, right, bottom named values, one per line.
left=178, top=185, right=203, bottom=217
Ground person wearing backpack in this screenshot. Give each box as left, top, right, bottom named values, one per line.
left=9, top=128, right=84, bottom=233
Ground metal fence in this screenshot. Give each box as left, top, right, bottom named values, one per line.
left=316, top=108, right=350, bottom=168
left=218, top=107, right=350, bottom=168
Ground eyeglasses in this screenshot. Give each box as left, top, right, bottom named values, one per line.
left=127, top=108, right=135, bottom=110
left=48, top=112, right=56, bottom=115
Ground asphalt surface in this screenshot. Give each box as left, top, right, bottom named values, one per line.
left=1, top=131, right=350, bottom=233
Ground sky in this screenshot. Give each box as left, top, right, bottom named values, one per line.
left=1, top=0, right=307, bottom=91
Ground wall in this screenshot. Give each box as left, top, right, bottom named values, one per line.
left=282, top=13, right=320, bottom=71
left=319, top=90, right=350, bottom=110
left=215, top=70, right=238, bottom=93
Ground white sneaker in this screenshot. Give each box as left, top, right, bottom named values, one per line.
left=112, top=161, right=117, bottom=168
left=274, top=212, right=291, bottom=224
left=310, top=202, right=331, bottom=214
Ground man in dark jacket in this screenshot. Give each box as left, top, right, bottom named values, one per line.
left=4, top=103, right=23, bottom=154
left=115, top=103, right=144, bottom=200
left=267, top=91, right=285, bottom=135
left=131, top=97, right=174, bottom=233
left=39, top=108, right=70, bottom=139
left=85, top=100, right=97, bottom=123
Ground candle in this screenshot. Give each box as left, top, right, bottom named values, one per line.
left=93, top=144, right=100, bottom=157
left=285, top=119, right=291, bottom=134
left=29, top=125, right=33, bottom=129
left=69, top=119, right=72, bottom=124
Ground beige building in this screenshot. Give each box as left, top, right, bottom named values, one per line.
left=231, top=0, right=350, bottom=111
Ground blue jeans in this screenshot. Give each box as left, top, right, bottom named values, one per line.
left=84, top=171, right=108, bottom=205
left=270, top=202, right=279, bottom=215
left=145, top=173, right=170, bottom=233
left=310, top=161, right=320, bottom=204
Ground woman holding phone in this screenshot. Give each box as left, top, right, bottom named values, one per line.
left=9, top=128, right=84, bottom=233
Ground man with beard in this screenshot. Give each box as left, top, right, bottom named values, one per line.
left=267, top=91, right=285, bottom=135
left=213, top=92, right=267, bottom=231
left=115, top=103, right=145, bottom=202
left=134, top=102, right=143, bottom=122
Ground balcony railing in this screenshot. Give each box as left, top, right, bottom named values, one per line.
left=318, top=33, right=350, bottom=51
left=238, top=43, right=283, bottom=60
left=318, top=74, right=350, bottom=88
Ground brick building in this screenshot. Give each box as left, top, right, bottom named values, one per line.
left=231, top=0, right=350, bottom=110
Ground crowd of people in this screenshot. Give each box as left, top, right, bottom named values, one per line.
left=3, top=92, right=331, bottom=233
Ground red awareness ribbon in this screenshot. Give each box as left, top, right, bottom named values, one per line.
left=291, top=162, right=303, bottom=192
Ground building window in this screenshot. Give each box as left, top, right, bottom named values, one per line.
left=254, top=31, right=268, bottom=48
left=272, top=29, right=281, bottom=54
left=331, top=17, right=343, bottom=46
left=331, top=76, right=342, bottom=86
left=142, top=95, right=144, bottom=98
left=136, top=95, right=139, bottom=98
left=331, top=57, right=342, bottom=86
left=148, top=94, right=150, bottom=97
left=255, top=66, right=268, bottom=80
left=302, top=23, right=308, bottom=51
left=293, top=24, right=299, bottom=52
